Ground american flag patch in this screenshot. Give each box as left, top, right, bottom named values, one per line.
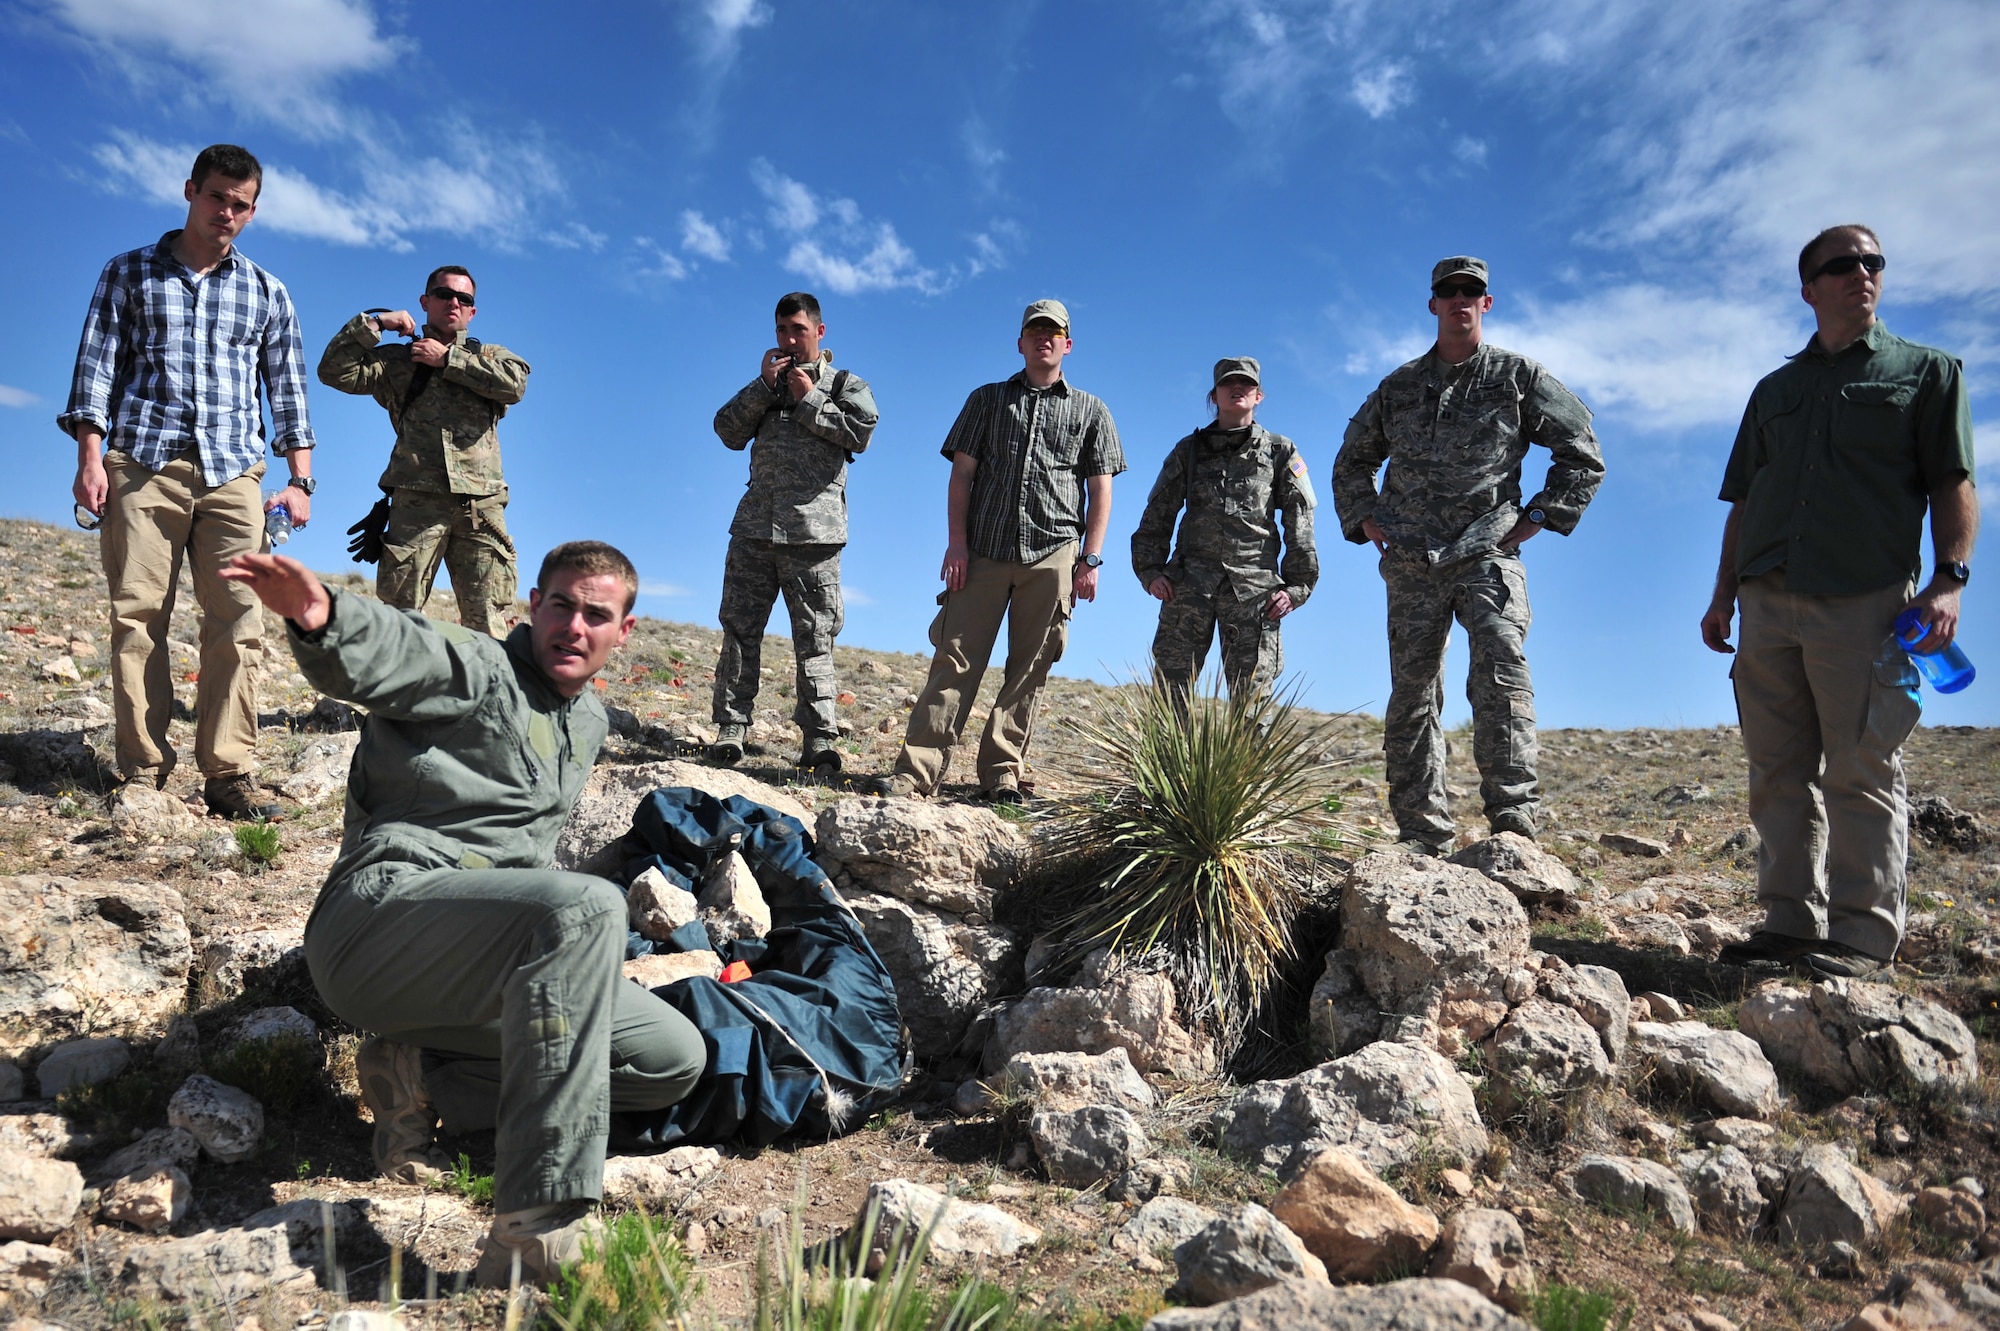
left=1289, top=456, right=1308, bottom=477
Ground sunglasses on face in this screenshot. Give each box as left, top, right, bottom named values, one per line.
left=1808, top=252, right=1886, bottom=282
left=427, top=288, right=477, bottom=307
left=1433, top=281, right=1487, bottom=299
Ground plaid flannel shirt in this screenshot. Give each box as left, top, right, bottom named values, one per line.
left=942, top=372, right=1125, bottom=564
left=59, top=231, right=316, bottom=485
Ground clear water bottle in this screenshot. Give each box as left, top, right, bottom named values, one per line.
left=1893, top=608, right=1975, bottom=693
left=264, top=492, right=293, bottom=546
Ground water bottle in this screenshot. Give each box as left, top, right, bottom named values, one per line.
left=1893, top=608, right=1975, bottom=693
left=264, top=492, right=293, bottom=546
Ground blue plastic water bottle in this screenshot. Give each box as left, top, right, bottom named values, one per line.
left=264, top=493, right=293, bottom=546
left=1893, top=608, right=1975, bottom=693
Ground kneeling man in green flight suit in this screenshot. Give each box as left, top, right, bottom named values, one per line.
left=222, top=540, right=706, bottom=1288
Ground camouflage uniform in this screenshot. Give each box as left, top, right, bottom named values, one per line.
left=1335, top=342, right=1603, bottom=844
left=318, top=314, right=530, bottom=636
left=711, top=352, right=879, bottom=742
left=1131, top=422, right=1318, bottom=697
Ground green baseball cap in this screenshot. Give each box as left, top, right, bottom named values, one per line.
left=1431, top=256, right=1489, bottom=287
left=1021, top=299, right=1070, bottom=333
left=1213, top=357, right=1261, bottom=386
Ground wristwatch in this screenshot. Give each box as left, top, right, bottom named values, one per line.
left=1945, top=561, right=1971, bottom=584
left=1080, top=553, right=1105, bottom=569
left=1526, top=508, right=1547, bottom=526
left=290, top=476, right=317, bottom=496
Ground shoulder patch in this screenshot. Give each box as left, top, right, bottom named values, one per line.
left=1288, top=455, right=1308, bottom=477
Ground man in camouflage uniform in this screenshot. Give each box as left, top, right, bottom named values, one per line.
left=710, top=291, right=879, bottom=776
left=319, top=265, right=529, bottom=637
left=1132, top=357, right=1317, bottom=699
left=1335, top=257, right=1604, bottom=853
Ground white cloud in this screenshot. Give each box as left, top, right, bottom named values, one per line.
left=0, top=385, right=38, bottom=409
left=46, top=0, right=403, bottom=132
left=1976, top=421, right=2000, bottom=509
left=701, top=0, right=769, bottom=36
left=1452, top=136, right=1488, bottom=167
left=961, top=116, right=1008, bottom=194
left=750, top=161, right=942, bottom=297
left=638, top=580, right=691, bottom=598
left=843, top=586, right=875, bottom=607
left=634, top=238, right=690, bottom=282
left=1350, top=61, right=1411, bottom=119
left=681, top=211, right=731, bottom=263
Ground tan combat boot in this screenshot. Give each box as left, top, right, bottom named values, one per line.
left=474, top=1200, right=603, bottom=1288
left=354, top=1036, right=450, bottom=1184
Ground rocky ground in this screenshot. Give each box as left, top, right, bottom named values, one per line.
left=4, top=512, right=2000, bottom=1330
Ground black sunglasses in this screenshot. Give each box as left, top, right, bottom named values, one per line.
left=1808, top=253, right=1886, bottom=282
left=427, top=287, right=477, bottom=306
left=1433, top=281, right=1487, bottom=299
left=74, top=502, right=101, bottom=531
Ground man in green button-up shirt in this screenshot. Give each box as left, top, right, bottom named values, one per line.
left=1702, top=224, right=1978, bottom=979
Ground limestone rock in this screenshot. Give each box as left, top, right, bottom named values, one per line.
left=117, top=1221, right=315, bottom=1299
left=1740, top=979, right=1978, bottom=1096
left=1572, top=1155, right=1696, bottom=1234
left=1834, top=1272, right=1979, bottom=1330
left=859, top=1179, right=1040, bottom=1269
left=1269, top=1148, right=1440, bottom=1282
left=1144, top=1277, right=1536, bottom=1330
left=112, top=785, right=201, bottom=839
left=1485, top=998, right=1612, bottom=1114
left=0, top=1150, right=82, bottom=1240
left=1030, top=1104, right=1151, bottom=1186
left=851, top=892, right=1019, bottom=1059
left=1112, top=1155, right=1193, bottom=1203
left=986, top=965, right=1212, bottom=1078
left=0, top=1111, right=103, bottom=1159
left=1687, top=1146, right=1765, bottom=1237
left=602, top=1146, right=723, bottom=1205
left=697, top=852, right=770, bottom=945
left=627, top=866, right=699, bottom=941
left=1622, top=913, right=1692, bottom=954
left=34, top=1036, right=131, bottom=1097
left=99, top=1165, right=190, bottom=1234
left=1430, top=1208, right=1535, bottom=1312
left=552, top=762, right=811, bottom=877
left=1915, top=1186, right=1985, bottom=1242
left=220, top=1006, right=318, bottom=1053
left=1217, top=1042, right=1488, bottom=1180
left=1535, top=959, right=1631, bottom=1063
left=0, top=1238, right=67, bottom=1297
left=1695, top=1117, right=1776, bottom=1151
left=992, top=1047, right=1155, bottom=1113
left=814, top=798, right=1027, bottom=918
left=1336, top=853, right=1531, bottom=1008
left=0, top=877, right=192, bottom=1057
left=88, top=1126, right=201, bottom=1184
left=1306, top=948, right=1382, bottom=1058
left=1449, top=834, right=1580, bottom=911
left=273, top=732, right=360, bottom=803
left=1776, top=1144, right=1907, bottom=1251
left=1600, top=831, right=1669, bottom=857
left=197, top=927, right=306, bottom=1003
left=1631, top=1020, right=1781, bottom=1119
left=1115, top=1196, right=1217, bottom=1256
left=624, top=951, right=723, bottom=987
left=1170, top=1203, right=1329, bottom=1305
left=167, top=1075, right=264, bottom=1163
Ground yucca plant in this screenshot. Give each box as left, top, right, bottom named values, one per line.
left=1031, top=672, right=1357, bottom=1053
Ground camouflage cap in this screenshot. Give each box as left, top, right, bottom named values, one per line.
left=1021, top=299, right=1070, bottom=333
left=1431, top=256, right=1489, bottom=288
left=1213, top=357, right=1261, bottom=386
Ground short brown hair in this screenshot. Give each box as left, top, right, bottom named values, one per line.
left=775, top=291, right=822, bottom=323
left=537, top=541, right=639, bottom=615
left=1798, top=224, right=1881, bottom=283
left=190, top=144, right=263, bottom=199
left=426, top=264, right=476, bottom=299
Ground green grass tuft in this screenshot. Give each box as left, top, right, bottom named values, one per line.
left=1529, top=1284, right=1634, bottom=1331
left=550, top=1209, right=700, bottom=1331
left=206, top=1034, right=321, bottom=1117
left=433, top=1152, right=495, bottom=1206
left=235, top=820, right=282, bottom=864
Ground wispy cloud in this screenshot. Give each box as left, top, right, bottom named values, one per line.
left=1976, top=421, right=2000, bottom=510
left=960, top=116, right=1008, bottom=196
left=0, top=385, right=38, bottom=409
left=672, top=0, right=772, bottom=149
left=633, top=238, right=690, bottom=282
left=1350, top=61, right=1411, bottom=119
left=638, top=580, right=691, bottom=598
left=750, top=160, right=943, bottom=297
left=1452, top=136, right=1488, bottom=167
left=681, top=211, right=731, bottom=263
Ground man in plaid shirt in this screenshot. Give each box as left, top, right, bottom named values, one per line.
left=871, top=299, right=1124, bottom=802
left=60, top=144, right=318, bottom=820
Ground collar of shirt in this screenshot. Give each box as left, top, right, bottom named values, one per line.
left=1793, top=319, right=1891, bottom=363
left=422, top=324, right=477, bottom=347
left=1006, top=369, right=1070, bottom=397
left=152, top=230, right=241, bottom=280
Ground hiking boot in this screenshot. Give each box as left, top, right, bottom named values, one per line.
left=1716, top=930, right=1819, bottom=968
left=710, top=722, right=747, bottom=765
left=355, top=1036, right=449, bottom=1185
left=474, top=1200, right=603, bottom=1289
left=983, top=784, right=1024, bottom=807
left=798, top=736, right=843, bottom=781
left=203, top=775, right=282, bottom=821
left=1397, top=835, right=1451, bottom=859
left=1796, top=940, right=1894, bottom=980
left=863, top=773, right=921, bottom=798
left=1489, top=808, right=1536, bottom=838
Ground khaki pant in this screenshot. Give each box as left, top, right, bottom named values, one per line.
left=1733, top=574, right=1921, bottom=961
left=895, top=544, right=1075, bottom=794
left=306, top=864, right=706, bottom=1212
left=100, top=451, right=267, bottom=782
left=378, top=488, right=519, bottom=638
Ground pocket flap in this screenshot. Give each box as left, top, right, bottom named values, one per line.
left=1841, top=381, right=1915, bottom=408
left=1493, top=661, right=1533, bottom=693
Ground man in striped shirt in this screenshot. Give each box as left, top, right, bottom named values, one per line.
left=871, top=299, right=1124, bottom=802
left=61, top=144, right=318, bottom=821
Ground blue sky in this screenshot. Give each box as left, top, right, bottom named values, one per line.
left=3, top=0, right=1997, bottom=729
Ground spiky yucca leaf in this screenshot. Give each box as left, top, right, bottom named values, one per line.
left=1033, top=673, right=1355, bottom=1050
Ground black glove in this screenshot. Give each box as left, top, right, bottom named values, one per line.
left=346, top=498, right=391, bottom=564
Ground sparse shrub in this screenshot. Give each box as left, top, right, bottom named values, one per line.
left=57, top=1068, right=173, bottom=1138
left=206, top=1033, right=320, bottom=1116
left=435, top=1152, right=495, bottom=1206
left=1029, top=674, right=1354, bottom=1052
left=549, top=1209, right=698, bottom=1331
left=1529, top=1283, right=1633, bottom=1331
left=235, top=820, right=282, bottom=865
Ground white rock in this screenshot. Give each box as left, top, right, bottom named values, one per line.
left=1688, top=1146, right=1765, bottom=1238
left=1448, top=833, right=1581, bottom=911
left=850, top=892, right=1020, bottom=1059
left=112, top=785, right=201, bottom=839
left=813, top=798, right=1028, bottom=917
left=99, top=1165, right=190, bottom=1233
left=1429, top=1207, right=1536, bottom=1312
left=198, top=927, right=306, bottom=1002
left=167, top=1074, right=264, bottom=1163
left=624, top=951, right=723, bottom=987
left=1485, top=998, right=1613, bottom=1113
left=1115, top=1196, right=1218, bottom=1256
left=273, top=732, right=360, bottom=803
left=221, top=1006, right=318, bottom=1052
left=0, top=1150, right=83, bottom=1240
left=602, top=1146, right=723, bottom=1205
left=627, top=865, right=699, bottom=940
left=1145, top=1278, right=1534, bottom=1331
left=1030, top=1104, right=1151, bottom=1186
left=0, top=1240, right=66, bottom=1296
left=34, top=1036, right=131, bottom=1097
left=698, top=852, right=771, bottom=944
left=0, top=877, right=192, bottom=1058
left=859, top=1178, right=1040, bottom=1270
left=88, top=1126, right=201, bottom=1184
left=1572, top=1155, right=1695, bottom=1234
left=0, top=1111, right=103, bottom=1159
left=117, top=1220, right=315, bottom=1299
left=993, top=1047, right=1155, bottom=1113
left=1740, top=978, right=1979, bottom=1096
left=1169, top=1202, right=1329, bottom=1306
left=1337, top=852, right=1531, bottom=1009
left=1774, top=1143, right=1906, bottom=1251
left=986, top=965, right=1213, bottom=1078
left=1631, top=1021, right=1781, bottom=1120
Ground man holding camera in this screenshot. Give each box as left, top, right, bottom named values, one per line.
left=319, top=265, right=530, bottom=637
left=708, top=291, right=879, bottom=777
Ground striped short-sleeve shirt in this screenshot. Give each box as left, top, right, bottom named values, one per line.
left=942, top=372, right=1125, bottom=564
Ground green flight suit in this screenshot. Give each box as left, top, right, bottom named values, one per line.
left=292, top=590, right=704, bottom=1211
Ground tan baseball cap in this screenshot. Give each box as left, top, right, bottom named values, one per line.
left=1430, top=256, right=1489, bottom=287
left=1021, top=299, right=1070, bottom=333
left=1213, top=357, right=1261, bottom=386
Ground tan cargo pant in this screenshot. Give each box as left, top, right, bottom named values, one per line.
left=378, top=487, right=519, bottom=638
left=894, top=543, right=1075, bottom=794
left=100, top=451, right=267, bottom=782
left=1733, top=573, right=1922, bottom=961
